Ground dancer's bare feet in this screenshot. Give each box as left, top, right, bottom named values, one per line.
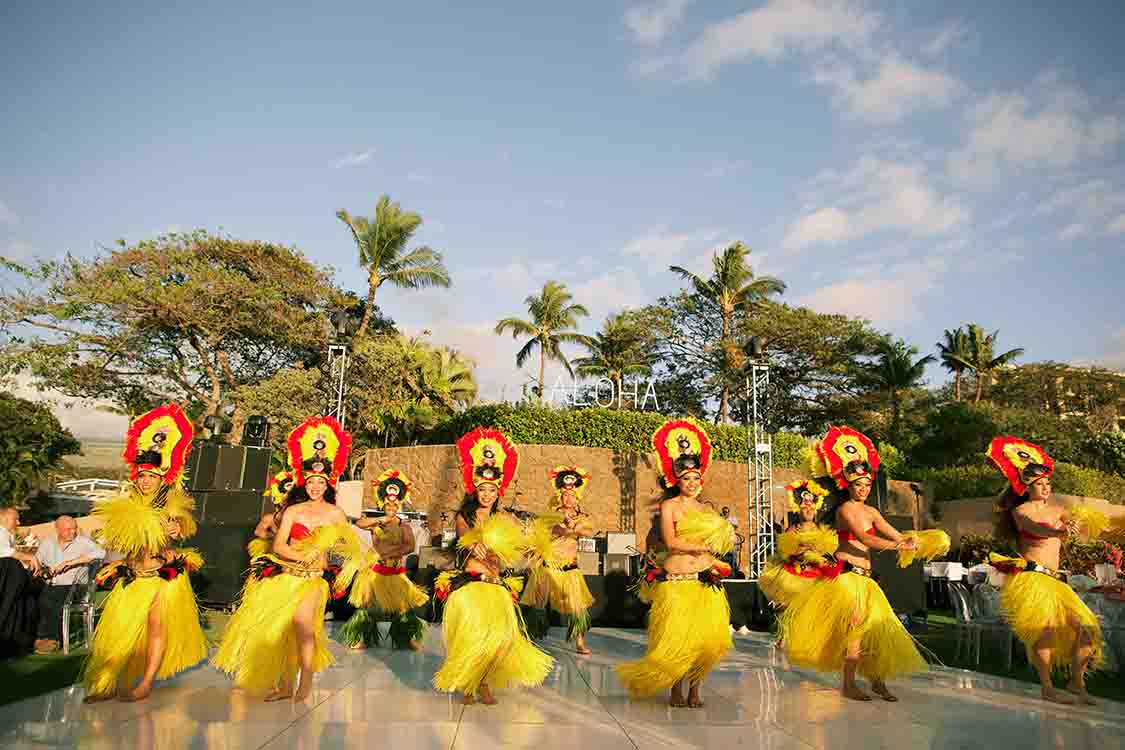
left=348, top=642, right=368, bottom=651
left=1040, top=687, right=1074, bottom=705
left=408, top=640, right=424, bottom=652
left=1066, top=682, right=1097, bottom=705
left=82, top=692, right=115, bottom=704
left=293, top=683, right=313, bottom=702
left=687, top=684, right=704, bottom=708
left=462, top=692, right=476, bottom=705
left=120, top=682, right=153, bottom=702
left=479, top=685, right=498, bottom=705
left=842, top=684, right=872, bottom=701
left=871, top=681, right=898, bottom=702
left=669, top=682, right=688, bottom=707
left=264, top=688, right=293, bottom=702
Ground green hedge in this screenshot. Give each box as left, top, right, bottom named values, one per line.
left=917, top=461, right=1125, bottom=504
left=426, top=404, right=808, bottom=468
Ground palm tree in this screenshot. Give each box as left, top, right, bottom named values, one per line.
left=955, top=324, right=1026, bottom=404
left=422, top=347, right=478, bottom=409
left=336, top=195, right=451, bottom=337
left=937, top=327, right=971, bottom=401
left=670, top=242, right=786, bottom=423
left=869, top=340, right=936, bottom=443
left=494, top=281, right=593, bottom=400
left=571, top=313, right=655, bottom=408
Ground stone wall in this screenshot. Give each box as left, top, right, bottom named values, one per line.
left=361, top=444, right=927, bottom=571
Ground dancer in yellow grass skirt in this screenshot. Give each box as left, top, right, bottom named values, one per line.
left=82, top=403, right=208, bottom=703
left=433, top=428, right=553, bottom=705
left=247, top=470, right=296, bottom=559
left=780, top=426, right=938, bottom=702
left=339, top=468, right=428, bottom=651
left=518, top=512, right=557, bottom=641
left=617, top=418, right=733, bottom=709
left=759, top=479, right=840, bottom=610
left=987, top=435, right=1104, bottom=705
left=213, top=417, right=360, bottom=702
left=544, top=466, right=597, bottom=654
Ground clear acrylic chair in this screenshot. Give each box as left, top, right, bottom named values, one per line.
left=62, top=562, right=101, bottom=655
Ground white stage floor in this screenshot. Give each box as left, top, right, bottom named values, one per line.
left=2, top=626, right=1122, bottom=749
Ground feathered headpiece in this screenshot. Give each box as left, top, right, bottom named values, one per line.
left=549, top=465, right=591, bottom=509
left=263, top=470, right=295, bottom=508
left=286, top=416, right=351, bottom=486
left=123, top=404, right=194, bottom=486
left=813, top=425, right=880, bottom=489
left=786, top=479, right=830, bottom=514
left=987, top=436, right=1054, bottom=496
left=455, top=428, right=519, bottom=496
left=372, top=468, right=413, bottom=511
left=652, top=418, right=712, bottom=486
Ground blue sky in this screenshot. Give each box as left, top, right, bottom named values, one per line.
left=2, top=1, right=1124, bottom=437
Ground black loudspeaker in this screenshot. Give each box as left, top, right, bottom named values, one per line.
left=872, top=514, right=927, bottom=614
left=192, top=523, right=255, bottom=605
left=242, top=415, right=269, bottom=447
left=185, top=445, right=272, bottom=492
left=195, top=490, right=266, bottom=526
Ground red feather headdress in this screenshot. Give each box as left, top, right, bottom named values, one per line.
left=987, top=436, right=1054, bottom=496
left=122, top=403, right=194, bottom=486
left=286, top=416, right=352, bottom=486
left=815, top=425, right=880, bottom=490
left=372, top=468, right=414, bottom=510
left=455, top=428, right=519, bottom=496
left=652, top=418, right=712, bottom=486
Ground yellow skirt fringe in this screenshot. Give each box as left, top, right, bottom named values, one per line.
left=1000, top=571, right=1104, bottom=671
left=519, top=564, right=552, bottom=609
left=247, top=538, right=271, bottom=559
left=779, top=572, right=927, bottom=682
left=616, top=579, right=731, bottom=697
left=348, top=566, right=428, bottom=614
left=212, top=573, right=332, bottom=696
left=81, top=575, right=207, bottom=699
left=758, top=563, right=818, bottom=609
left=433, top=581, right=553, bottom=697
left=547, top=568, right=594, bottom=616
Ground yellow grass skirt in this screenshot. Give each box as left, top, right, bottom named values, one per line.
left=247, top=537, right=271, bottom=559
left=547, top=567, right=594, bottom=616
left=779, top=572, right=927, bottom=682
left=519, top=564, right=552, bottom=609
left=433, top=581, right=553, bottom=697
left=616, top=579, right=731, bottom=696
left=1000, top=571, right=1104, bottom=671
left=349, top=565, right=429, bottom=614
left=212, top=572, right=332, bottom=696
left=758, top=563, right=818, bottom=609
left=81, top=575, right=207, bottom=698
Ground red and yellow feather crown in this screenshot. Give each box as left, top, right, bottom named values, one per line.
left=123, top=403, right=194, bottom=486
left=455, top=428, right=519, bottom=496
left=549, top=465, right=591, bottom=508
left=652, top=418, right=712, bottom=486
left=987, top=436, right=1054, bottom=496
left=814, top=425, right=880, bottom=489
left=372, top=468, right=413, bottom=510
left=786, top=479, right=830, bottom=514
left=286, top=416, right=351, bottom=486
left=263, top=470, right=295, bottom=508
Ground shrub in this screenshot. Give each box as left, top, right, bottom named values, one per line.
left=876, top=441, right=906, bottom=481
left=425, top=404, right=809, bottom=468
left=918, top=461, right=1125, bottom=504
left=1062, top=539, right=1125, bottom=577
left=1081, top=431, right=1125, bottom=477
left=957, top=534, right=1017, bottom=566
left=1051, top=463, right=1125, bottom=502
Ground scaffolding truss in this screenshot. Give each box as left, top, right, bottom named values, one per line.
left=327, top=343, right=350, bottom=428
left=747, top=363, right=774, bottom=581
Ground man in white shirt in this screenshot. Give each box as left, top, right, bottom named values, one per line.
left=34, top=516, right=105, bottom=653
left=0, top=507, right=42, bottom=658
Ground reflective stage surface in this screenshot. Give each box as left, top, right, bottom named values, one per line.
left=2, top=627, right=1122, bottom=749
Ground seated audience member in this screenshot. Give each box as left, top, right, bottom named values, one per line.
left=0, top=507, right=42, bottom=658
left=34, top=515, right=105, bottom=653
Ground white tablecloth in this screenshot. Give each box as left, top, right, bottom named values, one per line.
left=925, top=562, right=965, bottom=581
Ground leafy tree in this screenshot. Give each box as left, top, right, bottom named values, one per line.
left=988, top=361, right=1124, bottom=425
left=0, top=231, right=344, bottom=439
left=336, top=195, right=452, bottom=338
left=937, top=327, right=971, bottom=402
left=571, top=312, right=655, bottom=408
left=495, top=281, right=592, bottom=401
left=953, top=324, right=1025, bottom=404
left=669, top=242, right=785, bottom=423
left=0, top=392, right=81, bottom=507
left=866, top=340, right=935, bottom=445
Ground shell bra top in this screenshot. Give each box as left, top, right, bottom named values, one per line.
left=839, top=527, right=875, bottom=543
left=290, top=522, right=312, bottom=542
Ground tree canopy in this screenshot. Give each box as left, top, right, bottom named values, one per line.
left=0, top=392, right=81, bottom=507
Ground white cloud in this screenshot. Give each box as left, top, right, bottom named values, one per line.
left=7, top=375, right=128, bottom=440
left=4, top=240, right=36, bottom=261
left=949, top=79, right=1124, bottom=182
left=621, top=225, right=727, bottom=262
left=625, top=0, right=692, bottom=46
left=332, top=149, right=376, bottom=169
left=703, top=161, right=745, bottom=178
left=543, top=198, right=567, bottom=210
left=464, top=261, right=560, bottom=293
left=406, top=172, right=434, bottom=184
left=810, top=55, right=964, bottom=123
left=922, top=19, right=971, bottom=57
left=796, top=259, right=944, bottom=326
left=0, top=199, right=17, bottom=225
left=569, top=268, right=647, bottom=323
left=1107, top=214, right=1125, bottom=235
left=784, top=156, right=968, bottom=250
left=1057, top=223, right=1089, bottom=241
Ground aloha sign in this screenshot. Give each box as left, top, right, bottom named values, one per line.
left=542, top=376, right=661, bottom=411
